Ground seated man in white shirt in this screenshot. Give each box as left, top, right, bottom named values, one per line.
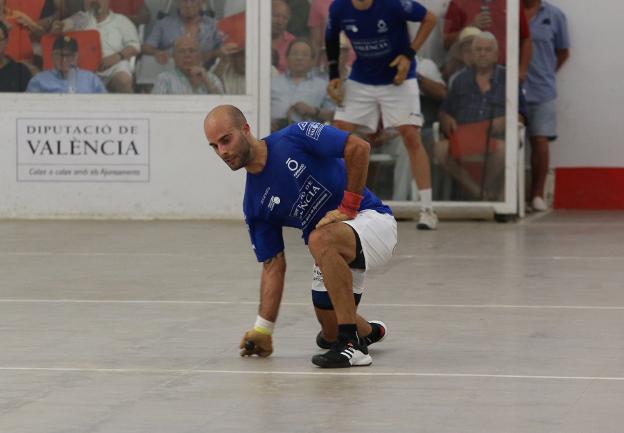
left=152, top=35, right=224, bottom=95
left=85, top=0, right=140, bottom=93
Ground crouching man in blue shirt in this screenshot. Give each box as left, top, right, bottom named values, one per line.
left=203, top=105, right=397, bottom=368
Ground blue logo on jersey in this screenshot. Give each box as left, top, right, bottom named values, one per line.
left=290, top=175, right=332, bottom=228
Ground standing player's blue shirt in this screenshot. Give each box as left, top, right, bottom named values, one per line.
left=243, top=122, right=392, bottom=262
left=326, top=0, right=427, bottom=85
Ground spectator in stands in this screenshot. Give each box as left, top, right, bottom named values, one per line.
left=0, top=19, right=32, bottom=91
left=26, top=34, right=106, bottom=93
left=108, top=0, right=150, bottom=27
left=443, top=25, right=479, bottom=82
left=142, top=0, right=221, bottom=68
left=284, top=0, right=310, bottom=37
left=82, top=0, right=139, bottom=93
left=435, top=32, right=511, bottom=201
left=152, top=35, right=223, bottom=95
left=271, top=0, right=295, bottom=74
left=523, top=0, right=569, bottom=211
left=271, top=38, right=334, bottom=131
left=443, top=0, right=532, bottom=82
left=210, top=41, right=245, bottom=94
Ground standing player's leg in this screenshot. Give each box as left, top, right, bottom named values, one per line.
left=381, top=79, right=438, bottom=230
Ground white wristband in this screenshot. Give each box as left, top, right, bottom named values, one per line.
left=254, top=315, right=275, bottom=335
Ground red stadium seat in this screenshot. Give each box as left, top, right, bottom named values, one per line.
left=4, top=17, right=34, bottom=62
left=41, top=30, right=102, bottom=72
left=218, top=12, right=245, bottom=49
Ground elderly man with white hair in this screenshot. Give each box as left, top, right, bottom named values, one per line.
left=435, top=31, right=525, bottom=201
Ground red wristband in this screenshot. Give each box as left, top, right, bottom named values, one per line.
left=338, top=190, right=363, bottom=219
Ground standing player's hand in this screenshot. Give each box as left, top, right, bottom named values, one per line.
left=316, top=208, right=350, bottom=229
left=239, top=329, right=273, bottom=357
left=327, top=79, right=344, bottom=105
left=390, top=54, right=411, bottom=86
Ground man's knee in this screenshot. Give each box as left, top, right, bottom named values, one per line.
left=308, top=228, right=335, bottom=260
left=399, top=125, right=423, bottom=151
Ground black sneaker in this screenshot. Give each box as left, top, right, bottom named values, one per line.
left=316, top=321, right=387, bottom=349
left=311, top=338, right=372, bottom=368
left=362, top=320, right=387, bottom=346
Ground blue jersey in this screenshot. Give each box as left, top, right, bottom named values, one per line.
left=326, top=0, right=427, bottom=85
left=243, top=122, right=392, bottom=262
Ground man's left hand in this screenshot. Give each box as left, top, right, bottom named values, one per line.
left=389, top=54, right=411, bottom=86
left=316, top=208, right=350, bottom=229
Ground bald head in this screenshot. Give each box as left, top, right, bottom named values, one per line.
left=204, top=105, right=255, bottom=172
left=205, top=105, right=247, bottom=133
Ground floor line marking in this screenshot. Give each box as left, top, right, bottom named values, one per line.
left=1, top=252, right=622, bottom=261
left=0, top=366, right=623, bottom=381
left=0, top=299, right=623, bottom=310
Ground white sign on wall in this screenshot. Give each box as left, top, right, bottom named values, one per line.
left=17, top=118, right=150, bottom=182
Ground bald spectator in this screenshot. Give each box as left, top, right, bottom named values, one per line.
left=271, top=0, right=295, bottom=73
left=152, top=35, right=223, bottom=95
left=142, top=0, right=221, bottom=68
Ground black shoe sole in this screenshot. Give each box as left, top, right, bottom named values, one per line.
left=311, top=354, right=351, bottom=368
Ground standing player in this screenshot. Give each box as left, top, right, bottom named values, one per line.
left=326, top=0, right=439, bottom=229
left=203, top=105, right=397, bottom=368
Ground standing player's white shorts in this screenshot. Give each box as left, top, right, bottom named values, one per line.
left=334, top=78, right=423, bottom=134
left=311, top=210, right=398, bottom=297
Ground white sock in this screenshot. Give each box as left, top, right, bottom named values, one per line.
left=419, top=188, right=432, bottom=210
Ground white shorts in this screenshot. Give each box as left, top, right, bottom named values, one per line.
left=334, top=78, right=423, bottom=134
left=311, top=210, right=397, bottom=295
left=97, top=60, right=133, bottom=84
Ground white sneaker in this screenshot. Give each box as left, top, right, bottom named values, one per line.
left=417, top=208, right=438, bottom=230
left=532, top=196, right=548, bottom=211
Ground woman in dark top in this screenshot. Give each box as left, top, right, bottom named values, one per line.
left=0, top=20, right=32, bottom=92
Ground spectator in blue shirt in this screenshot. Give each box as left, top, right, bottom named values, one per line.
left=26, top=35, right=107, bottom=94
left=436, top=32, right=510, bottom=201
left=523, top=0, right=570, bottom=211
left=271, top=38, right=335, bottom=131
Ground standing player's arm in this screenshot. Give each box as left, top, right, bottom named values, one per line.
left=325, top=30, right=343, bottom=104
left=391, top=10, right=437, bottom=85
left=410, top=11, right=437, bottom=54
left=240, top=251, right=286, bottom=357
left=315, top=134, right=371, bottom=228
